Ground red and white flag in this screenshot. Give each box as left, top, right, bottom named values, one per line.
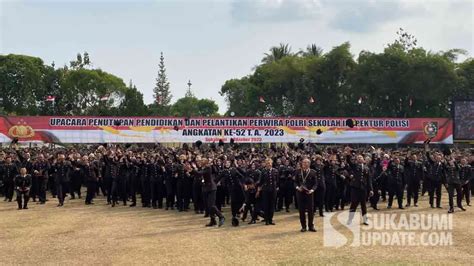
left=45, top=95, right=55, bottom=102
left=309, top=96, right=315, bottom=104
left=259, top=96, right=265, bottom=103
left=100, top=95, right=109, bottom=101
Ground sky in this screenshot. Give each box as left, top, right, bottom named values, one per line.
left=1, top=0, right=473, bottom=113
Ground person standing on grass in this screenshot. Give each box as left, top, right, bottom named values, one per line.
left=14, top=167, right=31, bottom=210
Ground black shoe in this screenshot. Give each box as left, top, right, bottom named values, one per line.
left=269, top=222, right=276, bottom=225
left=372, top=206, right=379, bottom=210
left=414, top=204, right=418, bottom=207
left=165, top=207, right=169, bottom=210
left=57, top=203, right=63, bottom=207
left=430, top=205, right=434, bottom=208
left=387, top=206, right=392, bottom=209
left=319, top=214, right=325, bottom=217
left=153, top=206, right=158, bottom=209
left=286, top=208, right=290, bottom=213
left=112, top=202, right=115, bottom=207
left=300, top=228, right=307, bottom=232
left=23, top=206, right=28, bottom=209
left=206, top=220, right=217, bottom=227
left=448, top=208, right=454, bottom=213
left=218, top=217, right=225, bottom=227
left=308, top=227, right=316, bottom=232
left=399, top=207, right=405, bottom=210
left=436, top=206, right=442, bottom=209
left=405, top=204, right=410, bottom=208
left=248, top=220, right=256, bottom=224
left=459, top=206, right=466, bottom=211
left=129, top=203, right=136, bottom=207
left=204, top=214, right=209, bottom=218
left=17, top=207, right=22, bottom=210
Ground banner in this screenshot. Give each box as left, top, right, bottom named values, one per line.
left=453, top=101, right=474, bottom=140
left=0, top=116, right=453, bottom=144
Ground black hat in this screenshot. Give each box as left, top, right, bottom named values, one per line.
left=316, top=129, right=322, bottom=135
left=195, top=140, right=202, bottom=148
left=346, top=119, right=355, bottom=128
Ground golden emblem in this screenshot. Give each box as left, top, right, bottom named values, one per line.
left=8, top=123, right=35, bottom=138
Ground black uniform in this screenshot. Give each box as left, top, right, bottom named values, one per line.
left=387, top=162, right=405, bottom=209
left=460, top=164, right=472, bottom=205
left=277, top=164, right=294, bottom=212
left=14, top=173, right=32, bottom=209
left=404, top=158, right=424, bottom=206
left=311, top=163, right=325, bottom=217
left=347, top=158, right=373, bottom=219
left=324, top=163, right=339, bottom=212
left=295, top=168, right=318, bottom=230
left=444, top=163, right=464, bottom=211
left=32, top=160, right=50, bottom=204
left=52, top=160, right=72, bottom=206
left=426, top=153, right=444, bottom=208
left=257, top=167, right=279, bottom=225
left=198, top=166, right=224, bottom=225
left=220, top=166, right=245, bottom=224
left=149, top=162, right=165, bottom=209
left=2, top=163, right=18, bottom=201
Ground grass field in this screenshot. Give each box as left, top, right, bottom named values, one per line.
left=1, top=191, right=473, bottom=265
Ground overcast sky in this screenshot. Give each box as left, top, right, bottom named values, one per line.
left=1, top=0, right=473, bottom=113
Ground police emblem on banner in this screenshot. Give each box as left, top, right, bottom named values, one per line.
left=423, top=122, right=438, bottom=138
left=8, top=122, right=35, bottom=139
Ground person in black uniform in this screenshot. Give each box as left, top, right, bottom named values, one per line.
left=405, top=153, right=424, bottom=207
left=164, top=157, right=176, bottom=210
left=32, top=154, right=50, bottom=204
left=81, top=154, right=100, bottom=205
left=2, top=156, right=18, bottom=202
left=257, top=158, right=279, bottom=225
left=324, top=156, right=339, bottom=212
left=14, top=167, right=32, bottom=210
left=444, top=157, right=466, bottom=213
left=193, top=158, right=225, bottom=227
left=174, top=154, right=187, bottom=212
left=70, top=153, right=83, bottom=199
left=386, top=157, right=405, bottom=209
left=192, top=159, right=205, bottom=214
left=295, top=158, right=318, bottom=232
left=241, top=161, right=261, bottom=223
left=346, top=152, right=373, bottom=225
left=53, top=153, right=72, bottom=207
left=459, top=157, right=472, bottom=206
left=149, top=156, right=165, bottom=209
left=311, top=155, right=325, bottom=217
left=138, top=154, right=151, bottom=208
left=425, top=146, right=444, bottom=208
left=220, top=159, right=245, bottom=226
left=277, top=158, right=294, bottom=212
left=127, top=156, right=139, bottom=207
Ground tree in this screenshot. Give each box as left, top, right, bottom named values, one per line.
left=153, top=52, right=172, bottom=109
left=301, top=44, right=324, bottom=57
left=118, top=80, right=148, bottom=116
left=69, top=52, right=91, bottom=70
left=262, top=43, right=293, bottom=64
left=0, top=54, right=48, bottom=115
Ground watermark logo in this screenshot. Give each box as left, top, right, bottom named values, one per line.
left=323, top=211, right=453, bottom=248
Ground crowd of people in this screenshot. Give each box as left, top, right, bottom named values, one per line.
left=0, top=142, right=472, bottom=232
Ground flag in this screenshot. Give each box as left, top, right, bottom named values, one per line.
left=45, top=95, right=55, bottom=102
left=309, top=96, right=315, bottom=104
left=100, top=95, right=109, bottom=101
left=358, top=97, right=362, bottom=104
left=259, top=96, right=265, bottom=103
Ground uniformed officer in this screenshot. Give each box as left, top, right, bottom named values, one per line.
left=257, top=158, right=279, bottom=225
left=53, top=153, right=72, bottom=207
left=14, top=167, right=32, bottom=210
left=444, top=157, right=466, bottom=213
left=347, top=153, right=374, bottom=225
left=404, top=153, right=424, bottom=207
left=295, top=158, right=317, bottom=232
left=311, top=155, right=325, bottom=217
left=387, top=157, right=405, bottom=209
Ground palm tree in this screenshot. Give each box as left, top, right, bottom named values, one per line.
left=300, top=44, right=323, bottom=57
left=262, top=43, right=292, bottom=64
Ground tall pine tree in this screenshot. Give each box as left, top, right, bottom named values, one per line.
left=153, top=52, right=172, bottom=106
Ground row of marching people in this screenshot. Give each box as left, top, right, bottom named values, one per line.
left=0, top=144, right=472, bottom=231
